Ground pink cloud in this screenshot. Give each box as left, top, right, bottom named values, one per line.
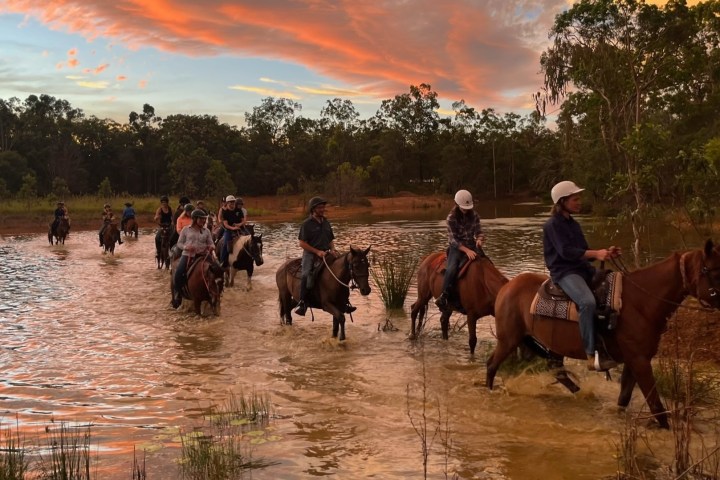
left=117, top=75, right=127, bottom=81
left=67, top=57, right=78, bottom=68
left=2, top=0, right=570, bottom=109
left=94, top=63, right=109, bottom=74
left=138, top=79, right=147, bottom=89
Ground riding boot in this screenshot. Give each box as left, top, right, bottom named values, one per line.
left=588, top=351, right=618, bottom=372
left=345, top=303, right=357, bottom=313
left=295, top=277, right=308, bottom=316
left=435, top=290, right=449, bottom=308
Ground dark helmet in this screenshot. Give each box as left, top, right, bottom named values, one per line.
left=104, top=203, right=111, bottom=208
left=184, top=203, right=195, bottom=213
left=308, top=196, right=327, bottom=213
left=191, top=209, right=208, bottom=220
left=57, top=201, right=64, bottom=205
left=160, top=195, right=169, bottom=203
left=124, top=202, right=132, bottom=207
left=179, top=196, right=190, bottom=205
left=236, top=197, right=244, bottom=205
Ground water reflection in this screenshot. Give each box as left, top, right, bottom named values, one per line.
left=0, top=209, right=693, bottom=479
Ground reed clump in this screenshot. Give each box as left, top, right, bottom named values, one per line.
left=0, top=416, right=29, bottom=480
left=371, top=253, right=418, bottom=310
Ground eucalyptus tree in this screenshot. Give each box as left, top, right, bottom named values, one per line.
left=129, top=103, right=163, bottom=193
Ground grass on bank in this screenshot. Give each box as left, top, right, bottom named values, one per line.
left=370, top=253, right=418, bottom=310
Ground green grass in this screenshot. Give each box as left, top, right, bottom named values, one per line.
left=0, top=416, right=29, bottom=480
left=370, top=253, right=418, bottom=310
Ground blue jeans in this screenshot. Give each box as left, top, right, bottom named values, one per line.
left=174, top=255, right=189, bottom=294
left=222, top=229, right=233, bottom=264
left=441, top=246, right=465, bottom=293
left=557, top=274, right=596, bottom=356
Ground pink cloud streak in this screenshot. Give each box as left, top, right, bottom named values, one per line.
left=2, top=0, right=570, bottom=109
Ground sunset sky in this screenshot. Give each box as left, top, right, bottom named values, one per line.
left=0, top=0, right=682, bottom=127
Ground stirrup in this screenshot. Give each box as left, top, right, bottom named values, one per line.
left=294, top=301, right=307, bottom=316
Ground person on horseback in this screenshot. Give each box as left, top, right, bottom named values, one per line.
left=154, top=194, right=173, bottom=242
left=172, top=209, right=215, bottom=308
left=173, top=196, right=191, bottom=225
left=435, top=189, right=485, bottom=310
left=219, top=195, right=245, bottom=267
left=99, top=203, right=122, bottom=247
left=196, top=200, right=210, bottom=229
left=170, top=199, right=193, bottom=248
left=176, top=203, right=195, bottom=233
left=121, top=202, right=136, bottom=232
left=237, top=197, right=250, bottom=234
left=294, top=197, right=356, bottom=316
left=544, top=181, right=621, bottom=371
left=51, top=201, right=68, bottom=235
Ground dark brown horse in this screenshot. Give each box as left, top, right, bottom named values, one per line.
left=215, top=230, right=264, bottom=289
left=486, top=240, right=720, bottom=428
left=155, top=224, right=172, bottom=269
left=123, top=217, right=138, bottom=238
left=48, top=217, right=70, bottom=245
left=170, top=253, right=225, bottom=315
left=276, top=247, right=372, bottom=340
left=410, top=252, right=508, bottom=354
left=101, top=223, right=121, bottom=254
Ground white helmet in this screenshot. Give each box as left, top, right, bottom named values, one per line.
left=454, top=189, right=473, bottom=210
left=225, top=195, right=236, bottom=202
left=551, top=181, right=585, bottom=204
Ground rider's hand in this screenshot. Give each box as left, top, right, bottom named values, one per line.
left=476, top=234, right=485, bottom=248
left=609, top=246, right=622, bottom=258
left=463, top=247, right=477, bottom=261
left=317, top=250, right=327, bottom=258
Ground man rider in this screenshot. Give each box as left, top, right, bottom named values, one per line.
left=220, top=195, right=245, bottom=267
left=294, top=197, right=356, bottom=316
left=51, top=201, right=68, bottom=235
left=172, top=209, right=215, bottom=308
left=99, top=203, right=122, bottom=247
left=154, top=195, right=173, bottom=248
left=121, top=202, right=136, bottom=232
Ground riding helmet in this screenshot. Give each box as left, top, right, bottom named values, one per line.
left=160, top=195, right=169, bottom=203
left=184, top=203, right=195, bottom=213
left=191, top=209, right=208, bottom=220
left=551, top=181, right=584, bottom=204
left=124, top=202, right=132, bottom=207
left=179, top=196, right=190, bottom=205
left=308, top=196, right=327, bottom=213
left=104, top=203, right=111, bottom=208
left=454, top=190, right=473, bottom=210
left=226, top=195, right=237, bottom=202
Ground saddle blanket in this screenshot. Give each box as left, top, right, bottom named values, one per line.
left=530, top=272, right=623, bottom=321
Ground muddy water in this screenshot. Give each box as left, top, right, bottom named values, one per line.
left=0, top=206, right=686, bottom=479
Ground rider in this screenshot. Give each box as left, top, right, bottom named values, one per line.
left=170, top=199, right=192, bottom=248
left=173, top=196, right=191, bottom=226
left=171, top=209, right=215, bottom=309
left=176, top=203, right=195, bottom=234
left=196, top=200, right=210, bottom=229
left=220, top=195, right=246, bottom=267
left=294, top=197, right=356, bottom=316
left=237, top=197, right=250, bottom=233
left=99, top=203, right=122, bottom=247
left=154, top=195, right=173, bottom=245
left=543, top=180, right=621, bottom=372
left=121, top=202, right=136, bottom=232
left=51, top=201, right=68, bottom=234
left=435, top=189, right=484, bottom=310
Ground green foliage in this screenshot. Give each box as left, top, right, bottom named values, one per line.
left=18, top=173, right=37, bottom=200
left=204, top=159, right=236, bottom=199
left=370, top=254, right=418, bottom=310
left=51, top=177, right=71, bottom=202
left=97, top=177, right=112, bottom=199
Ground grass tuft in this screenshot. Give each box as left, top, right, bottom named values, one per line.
left=371, top=253, right=418, bottom=310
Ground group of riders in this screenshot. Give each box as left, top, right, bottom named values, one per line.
left=49, top=181, right=616, bottom=369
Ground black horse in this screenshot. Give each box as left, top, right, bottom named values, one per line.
left=216, top=232, right=264, bottom=288
left=155, top=224, right=172, bottom=270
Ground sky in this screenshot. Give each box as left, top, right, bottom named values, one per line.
left=0, top=0, right=680, bottom=128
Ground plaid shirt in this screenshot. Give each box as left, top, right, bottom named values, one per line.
left=446, top=208, right=482, bottom=249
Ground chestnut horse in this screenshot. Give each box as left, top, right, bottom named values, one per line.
left=155, top=224, right=172, bottom=269
left=276, top=247, right=372, bottom=340
left=101, top=223, right=121, bottom=254
left=410, top=252, right=508, bottom=354
left=48, top=217, right=70, bottom=245
left=123, top=217, right=138, bottom=238
left=170, top=253, right=225, bottom=315
left=486, top=240, right=720, bottom=428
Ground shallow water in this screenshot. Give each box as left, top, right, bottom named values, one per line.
left=0, top=207, right=691, bottom=479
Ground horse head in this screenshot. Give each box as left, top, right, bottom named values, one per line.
left=686, top=239, right=720, bottom=309
left=349, top=246, right=372, bottom=296
left=250, top=233, right=264, bottom=266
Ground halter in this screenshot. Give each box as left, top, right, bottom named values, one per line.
left=323, top=251, right=367, bottom=290
left=241, top=235, right=263, bottom=264
left=681, top=251, right=720, bottom=308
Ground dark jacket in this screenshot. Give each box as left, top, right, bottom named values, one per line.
left=543, top=212, right=594, bottom=284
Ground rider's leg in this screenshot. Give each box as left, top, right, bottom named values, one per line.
left=99, top=225, right=106, bottom=246
left=172, top=255, right=188, bottom=308
left=221, top=229, right=233, bottom=266
left=436, top=246, right=462, bottom=308
left=294, top=251, right=314, bottom=316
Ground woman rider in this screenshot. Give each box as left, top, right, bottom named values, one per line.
left=543, top=181, right=621, bottom=371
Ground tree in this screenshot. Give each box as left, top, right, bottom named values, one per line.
left=97, top=177, right=113, bottom=199
left=204, top=159, right=236, bottom=199
left=18, top=172, right=37, bottom=200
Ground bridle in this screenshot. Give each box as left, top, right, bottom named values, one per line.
left=242, top=235, right=263, bottom=265
left=323, top=251, right=368, bottom=290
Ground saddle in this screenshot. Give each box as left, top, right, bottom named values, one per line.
left=430, top=249, right=486, bottom=281
left=530, top=270, right=623, bottom=329
left=288, top=255, right=328, bottom=290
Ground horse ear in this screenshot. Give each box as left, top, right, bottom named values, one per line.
left=363, top=246, right=371, bottom=256
left=705, top=239, right=715, bottom=258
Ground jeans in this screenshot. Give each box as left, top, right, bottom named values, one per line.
left=299, top=250, right=316, bottom=301
left=557, top=273, right=596, bottom=356
left=441, top=246, right=465, bottom=293
left=222, top=229, right=233, bottom=264
left=174, top=255, right=189, bottom=294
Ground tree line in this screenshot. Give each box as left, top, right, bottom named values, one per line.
left=1, top=0, right=719, bottom=223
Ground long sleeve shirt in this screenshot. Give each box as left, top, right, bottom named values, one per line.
left=176, top=225, right=214, bottom=257
left=446, top=209, right=482, bottom=249
left=543, top=212, right=594, bottom=284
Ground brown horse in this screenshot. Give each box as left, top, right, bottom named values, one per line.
left=410, top=252, right=508, bottom=354
left=155, top=224, right=172, bottom=269
left=486, top=240, right=720, bottom=428
left=101, top=223, right=121, bottom=254
left=123, top=217, right=138, bottom=238
left=276, top=247, right=372, bottom=340
left=170, top=253, right=225, bottom=315
left=48, top=217, right=70, bottom=245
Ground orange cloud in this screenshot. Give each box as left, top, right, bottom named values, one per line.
left=94, top=63, right=109, bottom=74
left=116, top=75, right=127, bottom=81
left=67, top=57, right=78, bottom=68
left=138, top=79, right=147, bottom=89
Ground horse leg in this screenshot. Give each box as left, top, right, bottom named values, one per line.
left=194, top=299, right=202, bottom=315
left=467, top=316, right=478, bottom=355
left=333, top=314, right=346, bottom=341
left=440, top=310, right=451, bottom=340
left=486, top=321, right=526, bottom=390
left=410, top=300, right=426, bottom=339
left=617, top=366, right=637, bottom=408
left=626, top=359, right=669, bottom=428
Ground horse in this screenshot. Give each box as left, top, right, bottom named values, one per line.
left=486, top=239, right=720, bottom=429
left=48, top=217, right=70, bottom=245
left=156, top=224, right=172, bottom=269
left=215, top=232, right=264, bottom=289
left=101, top=223, right=121, bottom=255
left=170, top=253, right=225, bottom=315
left=410, top=251, right=509, bottom=354
left=275, top=246, right=372, bottom=341
left=123, top=217, right=138, bottom=238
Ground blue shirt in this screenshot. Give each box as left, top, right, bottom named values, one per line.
left=543, top=212, right=594, bottom=284
left=122, top=206, right=136, bottom=219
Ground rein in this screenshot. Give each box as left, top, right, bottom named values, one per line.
left=609, top=255, right=716, bottom=313
left=322, top=252, right=358, bottom=290
left=198, top=252, right=221, bottom=308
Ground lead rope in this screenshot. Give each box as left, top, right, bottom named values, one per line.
left=322, top=252, right=357, bottom=290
